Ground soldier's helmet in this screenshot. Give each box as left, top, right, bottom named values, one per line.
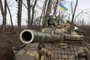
left=47, top=16, right=57, bottom=26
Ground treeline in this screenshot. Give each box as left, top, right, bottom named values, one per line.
left=0, top=0, right=89, bottom=32
left=0, top=0, right=63, bottom=31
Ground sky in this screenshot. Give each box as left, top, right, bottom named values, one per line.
left=78, top=0, right=90, bottom=10
left=71, top=0, right=90, bottom=24
left=63, top=0, right=90, bottom=24
left=0, top=0, right=90, bottom=25
left=67, top=0, right=90, bottom=8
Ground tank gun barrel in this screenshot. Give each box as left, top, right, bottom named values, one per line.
left=20, top=29, right=84, bottom=44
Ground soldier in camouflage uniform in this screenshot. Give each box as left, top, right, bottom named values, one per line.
left=42, top=16, right=58, bottom=33
left=47, top=16, right=58, bottom=27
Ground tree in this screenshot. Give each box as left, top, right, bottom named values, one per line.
left=31, top=0, right=38, bottom=28
left=23, top=0, right=38, bottom=28
left=40, top=0, right=48, bottom=24
left=71, top=0, right=78, bottom=23
left=53, top=0, right=59, bottom=17
left=42, top=0, right=52, bottom=27
left=27, top=0, right=31, bottom=28
left=0, top=0, right=7, bottom=32
left=17, top=0, right=22, bottom=28
left=7, top=2, right=14, bottom=28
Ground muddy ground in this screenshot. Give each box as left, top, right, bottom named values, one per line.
left=0, top=27, right=22, bottom=60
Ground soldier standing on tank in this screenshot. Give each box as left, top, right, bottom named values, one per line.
left=47, top=16, right=58, bottom=27
left=42, top=16, right=58, bottom=33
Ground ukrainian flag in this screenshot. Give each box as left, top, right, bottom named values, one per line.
left=58, top=3, right=68, bottom=12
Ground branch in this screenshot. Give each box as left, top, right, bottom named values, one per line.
left=22, top=2, right=28, bottom=9
left=71, top=0, right=78, bottom=23
left=7, top=3, right=14, bottom=28
left=74, top=10, right=83, bottom=20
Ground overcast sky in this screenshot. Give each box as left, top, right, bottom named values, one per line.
left=0, top=0, right=90, bottom=25
left=78, top=0, right=90, bottom=10
left=69, top=0, right=90, bottom=24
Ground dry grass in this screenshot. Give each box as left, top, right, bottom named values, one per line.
left=79, top=25, right=90, bottom=42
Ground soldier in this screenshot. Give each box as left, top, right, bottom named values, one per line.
left=47, top=16, right=58, bottom=27
left=42, top=16, right=59, bottom=33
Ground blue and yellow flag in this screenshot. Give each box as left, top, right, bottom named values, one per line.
left=58, top=3, right=68, bottom=12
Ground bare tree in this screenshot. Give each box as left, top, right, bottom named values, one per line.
left=17, top=0, right=22, bottom=28
left=74, top=10, right=83, bottom=20
left=53, top=0, right=59, bottom=17
left=0, top=0, right=7, bottom=32
left=43, top=0, right=52, bottom=27
left=45, top=0, right=52, bottom=18
left=31, top=0, right=38, bottom=28
left=23, top=0, right=38, bottom=28
left=40, top=0, right=48, bottom=21
left=71, top=0, right=78, bottom=23
left=7, top=3, right=14, bottom=28
left=27, top=0, right=31, bottom=28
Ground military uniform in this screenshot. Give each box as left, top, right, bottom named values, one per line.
left=47, top=16, right=58, bottom=27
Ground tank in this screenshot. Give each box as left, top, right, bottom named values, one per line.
left=17, top=28, right=90, bottom=60
left=17, top=16, right=90, bottom=60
